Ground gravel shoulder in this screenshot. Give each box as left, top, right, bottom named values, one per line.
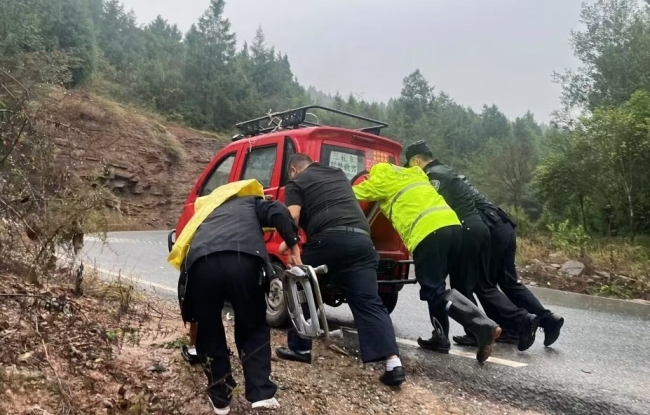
left=0, top=270, right=543, bottom=415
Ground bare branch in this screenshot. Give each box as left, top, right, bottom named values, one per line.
left=0, top=117, right=28, bottom=165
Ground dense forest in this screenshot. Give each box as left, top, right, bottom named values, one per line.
left=1, top=0, right=650, bottom=242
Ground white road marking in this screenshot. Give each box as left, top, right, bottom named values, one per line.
left=345, top=329, right=527, bottom=368
left=94, top=267, right=177, bottom=294
left=84, top=236, right=166, bottom=246
left=89, top=259, right=527, bottom=368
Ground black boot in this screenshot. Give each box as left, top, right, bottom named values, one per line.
left=518, top=314, right=540, bottom=351
left=452, top=334, right=477, bottom=347
left=417, top=316, right=451, bottom=354
left=540, top=313, right=564, bottom=347
left=445, top=289, right=501, bottom=363
left=454, top=329, right=521, bottom=347
left=496, top=330, right=519, bottom=345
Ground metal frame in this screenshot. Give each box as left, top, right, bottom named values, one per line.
left=233, top=105, right=389, bottom=140
left=283, top=264, right=339, bottom=342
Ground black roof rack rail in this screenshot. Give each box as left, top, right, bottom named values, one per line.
left=232, top=105, right=388, bottom=141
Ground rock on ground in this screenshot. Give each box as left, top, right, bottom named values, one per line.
left=561, top=260, right=586, bottom=277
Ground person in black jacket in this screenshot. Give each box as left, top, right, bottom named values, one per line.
left=404, top=141, right=539, bottom=352
left=457, top=173, right=565, bottom=347
left=179, top=193, right=301, bottom=414
left=275, top=154, right=405, bottom=387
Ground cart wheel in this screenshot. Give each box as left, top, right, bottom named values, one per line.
left=266, top=263, right=289, bottom=327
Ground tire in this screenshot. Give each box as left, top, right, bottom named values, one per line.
left=265, top=263, right=289, bottom=328
left=379, top=292, right=399, bottom=314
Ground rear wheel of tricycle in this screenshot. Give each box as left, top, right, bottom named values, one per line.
left=266, top=262, right=289, bottom=328
left=379, top=292, right=399, bottom=314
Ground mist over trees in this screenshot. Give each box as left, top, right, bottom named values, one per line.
left=1, top=0, right=649, bottom=239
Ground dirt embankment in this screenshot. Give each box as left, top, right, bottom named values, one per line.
left=0, top=270, right=542, bottom=415
left=39, top=88, right=228, bottom=230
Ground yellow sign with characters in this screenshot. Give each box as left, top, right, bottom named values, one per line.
left=365, top=150, right=390, bottom=170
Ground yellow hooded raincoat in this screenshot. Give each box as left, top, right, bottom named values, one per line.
left=167, top=179, right=272, bottom=270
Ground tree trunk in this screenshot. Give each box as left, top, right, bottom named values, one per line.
left=627, top=191, right=635, bottom=243
left=579, top=194, right=588, bottom=232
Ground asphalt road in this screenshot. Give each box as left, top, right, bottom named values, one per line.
left=81, top=231, right=650, bottom=415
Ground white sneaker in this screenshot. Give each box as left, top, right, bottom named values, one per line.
left=251, top=397, right=280, bottom=410
left=208, top=397, right=230, bottom=415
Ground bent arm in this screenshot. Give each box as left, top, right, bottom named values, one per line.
left=256, top=200, right=300, bottom=248
left=353, top=174, right=387, bottom=201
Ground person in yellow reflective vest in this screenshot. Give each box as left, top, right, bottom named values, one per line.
left=353, top=163, right=502, bottom=363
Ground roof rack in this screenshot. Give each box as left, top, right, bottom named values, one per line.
left=233, top=105, right=389, bottom=141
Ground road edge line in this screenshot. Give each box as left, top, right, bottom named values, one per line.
left=345, top=329, right=527, bottom=368
left=94, top=267, right=177, bottom=294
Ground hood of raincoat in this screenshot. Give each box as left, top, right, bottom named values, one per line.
left=167, top=179, right=269, bottom=270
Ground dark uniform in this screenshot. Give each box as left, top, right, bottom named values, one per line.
left=277, top=163, right=400, bottom=366
left=179, top=195, right=299, bottom=410
left=404, top=141, right=539, bottom=351
left=353, top=162, right=501, bottom=363
left=461, top=174, right=564, bottom=347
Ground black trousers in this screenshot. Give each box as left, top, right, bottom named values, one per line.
left=490, top=221, right=551, bottom=324
left=412, top=225, right=462, bottom=333
left=449, top=215, right=489, bottom=336
left=454, top=215, right=528, bottom=332
left=186, top=251, right=277, bottom=405
left=287, top=231, right=399, bottom=363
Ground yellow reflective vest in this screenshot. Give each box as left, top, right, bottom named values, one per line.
left=353, top=163, right=461, bottom=253
left=168, top=179, right=272, bottom=270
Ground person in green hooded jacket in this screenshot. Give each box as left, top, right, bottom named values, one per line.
left=353, top=162, right=502, bottom=362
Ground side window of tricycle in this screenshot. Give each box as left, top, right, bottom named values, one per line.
left=241, top=145, right=278, bottom=188
left=280, top=137, right=296, bottom=187
left=200, top=153, right=236, bottom=197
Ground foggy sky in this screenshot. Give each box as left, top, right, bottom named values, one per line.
left=119, top=0, right=590, bottom=122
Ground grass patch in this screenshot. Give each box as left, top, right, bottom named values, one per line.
left=156, top=336, right=189, bottom=350
left=516, top=236, right=555, bottom=266
left=518, top=234, right=650, bottom=287
left=156, top=128, right=187, bottom=166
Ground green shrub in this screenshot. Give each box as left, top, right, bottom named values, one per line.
left=547, top=220, right=590, bottom=258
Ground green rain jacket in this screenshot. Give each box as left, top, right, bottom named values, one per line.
left=353, top=163, right=461, bottom=253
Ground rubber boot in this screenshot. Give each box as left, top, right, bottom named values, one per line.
left=445, top=289, right=501, bottom=363
left=417, top=316, right=451, bottom=354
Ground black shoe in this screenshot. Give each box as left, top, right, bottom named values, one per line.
left=496, top=331, right=519, bottom=345
left=380, top=366, right=406, bottom=386
left=275, top=347, right=312, bottom=364
left=452, top=334, right=477, bottom=347
left=444, top=289, right=501, bottom=363
left=518, top=314, right=540, bottom=351
left=454, top=330, right=519, bottom=347
left=540, top=314, right=564, bottom=347
left=182, top=345, right=207, bottom=365
left=417, top=317, right=451, bottom=353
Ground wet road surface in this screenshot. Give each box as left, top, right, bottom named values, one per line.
left=81, top=231, right=650, bottom=415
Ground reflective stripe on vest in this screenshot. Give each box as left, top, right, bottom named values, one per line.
left=408, top=205, right=453, bottom=237
left=388, top=182, right=430, bottom=221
